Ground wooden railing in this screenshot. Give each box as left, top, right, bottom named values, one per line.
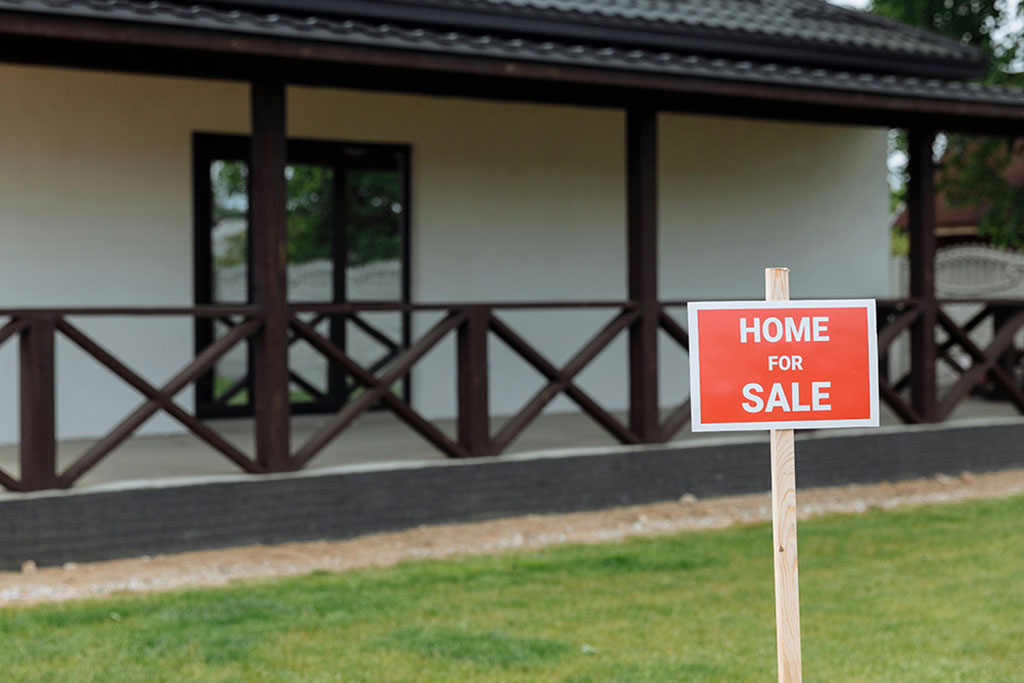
left=877, top=298, right=1024, bottom=422
left=1, top=298, right=1022, bottom=492
left=284, top=301, right=693, bottom=465
left=0, top=307, right=262, bottom=491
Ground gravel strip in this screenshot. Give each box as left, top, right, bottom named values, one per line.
left=3, top=468, right=1024, bottom=607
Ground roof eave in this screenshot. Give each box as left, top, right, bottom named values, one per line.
left=0, top=9, right=1020, bottom=135
left=203, top=0, right=987, bottom=80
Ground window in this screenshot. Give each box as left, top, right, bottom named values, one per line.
left=193, top=134, right=410, bottom=417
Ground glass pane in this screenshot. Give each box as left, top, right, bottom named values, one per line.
left=210, top=160, right=250, bottom=304
left=346, top=168, right=403, bottom=302
left=286, top=163, right=335, bottom=403
left=209, top=159, right=250, bottom=408
left=286, top=163, right=335, bottom=303
left=345, top=164, right=404, bottom=377
left=289, top=315, right=331, bottom=405
left=212, top=318, right=250, bottom=407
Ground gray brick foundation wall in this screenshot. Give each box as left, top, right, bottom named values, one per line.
left=1, top=420, right=1022, bottom=570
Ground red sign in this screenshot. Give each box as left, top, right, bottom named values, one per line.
left=688, top=300, right=878, bottom=431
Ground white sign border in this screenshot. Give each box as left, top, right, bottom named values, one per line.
left=687, top=299, right=879, bottom=432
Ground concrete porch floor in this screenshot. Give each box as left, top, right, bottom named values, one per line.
left=0, top=398, right=1021, bottom=493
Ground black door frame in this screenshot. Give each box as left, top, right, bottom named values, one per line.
left=192, top=132, right=412, bottom=418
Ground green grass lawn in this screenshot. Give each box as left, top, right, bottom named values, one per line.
left=3, top=495, right=1024, bottom=682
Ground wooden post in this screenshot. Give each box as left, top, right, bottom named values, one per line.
left=766, top=267, right=802, bottom=683
left=627, top=107, right=660, bottom=442
left=250, top=80, right=292, bottom=471
left=20, top=315, right=57, bottom=490
left=908, top=128, right=939, bottom=422
left=457, top=305, right=491, bottom=456
left=991, top=306, right=1019, bottom=399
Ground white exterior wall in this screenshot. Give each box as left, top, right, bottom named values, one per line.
left=0, top=66, right=249, bottom=443
left=657, top=113, right=891, bottom=406
left=0, top=65, right=889, bottom=443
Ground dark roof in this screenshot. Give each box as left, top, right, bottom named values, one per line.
left=199, top=0, right=985, bottom=79
left=3, top=0, right=1023, bottom=111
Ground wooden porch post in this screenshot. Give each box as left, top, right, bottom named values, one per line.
left=250, top=80, right=292, bottom=471
left=20, top=315, right=57, bottom=490
left=908, top=128, right=939, bottom=422
left=457, top=305, right=492, bottom=456
left=627, top=107, right=660, bottom=441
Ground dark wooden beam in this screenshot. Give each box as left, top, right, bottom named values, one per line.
left=878, top=378, right=924, bottom=424
left=877, top=305, right=922, bottom=354
left=627, top=107, right=661, bottom=442
left=19, top=315, right=56, bottom=491
left=250, top=80, right=292, bottom=471
left=457, top=306, right=492, bottom=456
left=907, top=128, right=939, bottom=422
left=990, top=306, right=1023, bottom=401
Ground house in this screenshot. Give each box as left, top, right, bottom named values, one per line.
left=1, top=0, right=1023, bottom=504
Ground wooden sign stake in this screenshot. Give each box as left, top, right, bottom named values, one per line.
left=766, top=266, right=802, bottom=683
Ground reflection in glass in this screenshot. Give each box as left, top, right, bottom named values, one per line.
left=197, top=140, right=408, bottom=416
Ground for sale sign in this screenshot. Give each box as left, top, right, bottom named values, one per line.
left=687, top=300, right=879, bottom=431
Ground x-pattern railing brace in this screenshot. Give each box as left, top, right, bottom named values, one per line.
left=348, top=313, right=401, bottom=353
left=339, top=349, right=403, bottom=399
left=0, top=318, right=27, bottom=346
left=877, top=305, right=921, bottom=354
left=212, top=313, right=331, bottom=407
left=289, top=311, right=469, bottom=467
left=55, top=319, right=262, bottom=476
left=936, top=309, right=1024, bottom=419
left=56, top=316, right=264, bottom=488
left=888, top=305, right=1006, bottom=395
left=878, top=380, right=923, bottom=424
left=876, top=304, right=924, bottom=421
left=213, top=312, right=401, bottom=408
left=656, top=309, right=692, bottom=440
left=488, top=308, right=641, bottom=453
left=0, top=466, right=19, bottom=492
left=487, top=310, right=640, bottom=452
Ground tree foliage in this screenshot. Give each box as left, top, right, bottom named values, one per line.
left=345, top=170, right=403, bottom=267
left=871, top=0, right=1024, bottom=248
left=871, top=0, right=1011, bottom=73
left=212, top=161, right=403, bottom=268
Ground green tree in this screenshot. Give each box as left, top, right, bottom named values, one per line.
left=211, top=162, right=403, bottom=267
left=345, top=170, right=403, bottom=267
left=871, top=0, right=1024, bottom=249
